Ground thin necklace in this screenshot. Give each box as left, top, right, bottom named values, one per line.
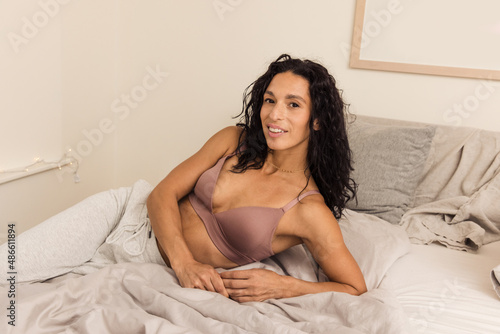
left=267, top=160, right=307, bottom=173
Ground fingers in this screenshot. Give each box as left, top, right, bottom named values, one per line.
left=221, top=277, right=248, bottom=289
left=220, top=269, right=282, bottom=302
left=219, top=269, right=253, bottom=279
left=179, top=267, right=276, bottom=301
left=211, top=275, right=229, bottom=298
left=189, top=273, right=229, bottom=297
left=220, top=271, right=257, bottom=302
left=225, top=287, right=266, bottom=303
left=176, top=263, right=229, bottom=298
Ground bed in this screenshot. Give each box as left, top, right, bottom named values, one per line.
left=2, top=115, right=499, bottom=333
left=347, top=115, right=500, bottom=334
left=381, top=242, right=500, bottom=333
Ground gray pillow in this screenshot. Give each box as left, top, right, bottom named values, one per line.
left=346, top=119, right=436, bottom=224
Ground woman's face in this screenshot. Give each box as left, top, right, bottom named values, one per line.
left=260, top=71, right=313, bottom=153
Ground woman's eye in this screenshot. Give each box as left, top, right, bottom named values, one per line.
left=290, top=102, right=299, bottom=108
left=264, top=98, right=275, bottom=104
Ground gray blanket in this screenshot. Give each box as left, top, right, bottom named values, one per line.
left=401, top=127, right=500, bottom=251
left=2, top=262, right=412, bottom=334
left=2, top=210, right=413, bottom=334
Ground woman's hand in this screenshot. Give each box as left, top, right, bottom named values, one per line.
left=220, top=268, right=287, bottom=302
left=175, top=260, right=229, bottom=298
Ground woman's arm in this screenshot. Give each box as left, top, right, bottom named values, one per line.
left=221, top=200, right=367, bottom=302
left=147, top=126, right=240, bottom=297
left=300, top=202, right=367, bottom=295
left=220, top=267, right=362, bottom=302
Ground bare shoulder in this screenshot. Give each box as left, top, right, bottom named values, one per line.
left=296, top=193, right=333, bottom=219
left=204, top=125, right=243, bottom=156
left=215, top=125, right=242, bottom=140
left=150, top=125, right=243, bottom=200
left=292, top=194, right=342, bottom=241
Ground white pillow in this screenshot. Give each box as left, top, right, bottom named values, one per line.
left=338, top=210, right=411, bottom=290
left=270, top=209, right=411, bottom=291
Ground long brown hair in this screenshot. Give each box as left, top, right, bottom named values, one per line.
left=232, top=54, right=356, bottom=219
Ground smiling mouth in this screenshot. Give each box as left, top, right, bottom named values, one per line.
left=269, top=127, right=285, bottom=134
left=267, top=126, right=287, bottom=138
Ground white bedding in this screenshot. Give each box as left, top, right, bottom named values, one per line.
left=379, top=241, right=500, bottom=334
left=1, top=210, right=414, bottom=334
left=3, top=206, right=497, bottom=333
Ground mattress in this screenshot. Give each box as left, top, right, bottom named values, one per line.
left=380, top=241, right=500, bottom=334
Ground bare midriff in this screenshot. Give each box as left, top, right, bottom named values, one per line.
left=156, top=196, right=238, bottom=269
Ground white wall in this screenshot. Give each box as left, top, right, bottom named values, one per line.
left=1, top=0, right=499, bottom=238
left=0, top=1, right=63, bottom=171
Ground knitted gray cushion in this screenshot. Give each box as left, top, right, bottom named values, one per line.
left=346, top=120, right=436, bottom=224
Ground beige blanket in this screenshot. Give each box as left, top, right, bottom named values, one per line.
left=402, top=126, right=500, bottom=250
left=2, top=262, right=411, bottom=334
left=1, top=212, right=413, bottom=333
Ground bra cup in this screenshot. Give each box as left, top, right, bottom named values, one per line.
left=189, top=152, right=321, bottom=265
left=214, top=207, right=284, bottom=262
left=193, top=159, right=223, bottom=205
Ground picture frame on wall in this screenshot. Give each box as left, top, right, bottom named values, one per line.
left=350, top=0, right=500, bottom=80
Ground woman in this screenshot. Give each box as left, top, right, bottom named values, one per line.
left=0, top=54, right=366, bottom=301
left=147, top=54, right=366, bottom=301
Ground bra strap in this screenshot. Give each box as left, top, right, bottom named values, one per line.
left=282, top=190, right=321, bottom=212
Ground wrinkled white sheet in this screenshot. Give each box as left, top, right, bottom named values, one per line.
left=380, top=242, right=500, bottom=334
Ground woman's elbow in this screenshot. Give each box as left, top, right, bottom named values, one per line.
left=343, top=280, right=367, bottom=296
left=351, top=281, right=368, bottom=296
left=146, top=187, right=157, bottom=210
left=147, top=185, right=166, bottom=214
left=354, top=285, right=368, bottom=296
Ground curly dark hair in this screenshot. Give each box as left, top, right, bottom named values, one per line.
left=232, top=54, right=356, bottom=219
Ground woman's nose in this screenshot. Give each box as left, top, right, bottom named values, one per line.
left=269, top=102, right=285, bottom=120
